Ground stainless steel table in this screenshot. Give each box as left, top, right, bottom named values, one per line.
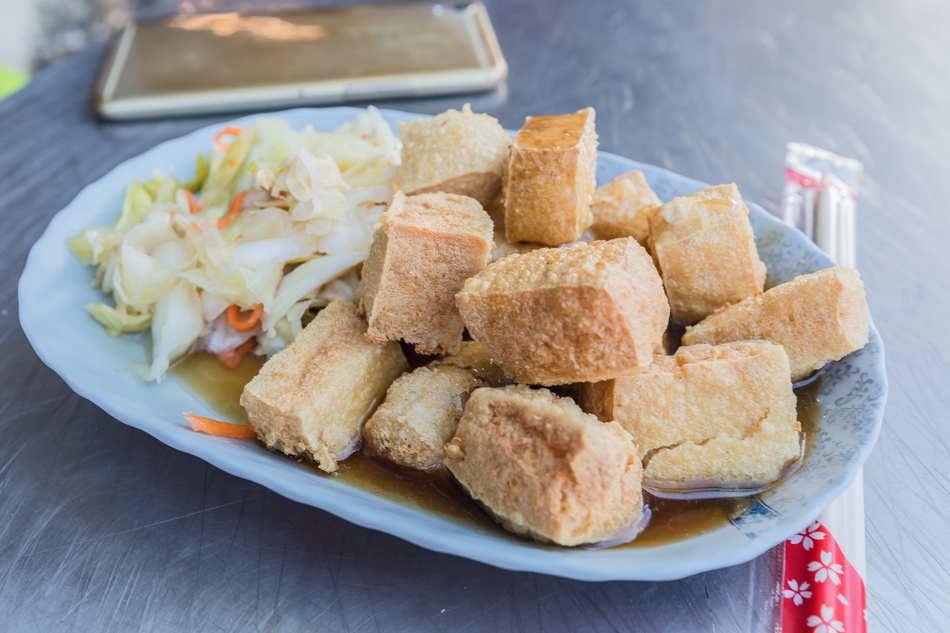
left=1, top=1, right=945, bottom=630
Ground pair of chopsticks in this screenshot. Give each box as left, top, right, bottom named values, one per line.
left=778, top=143, right=866, bottom=633
left=813, top=186, right=864, bottom=580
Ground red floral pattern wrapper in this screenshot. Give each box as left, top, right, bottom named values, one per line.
left=781, top=521, right=866, bottom=633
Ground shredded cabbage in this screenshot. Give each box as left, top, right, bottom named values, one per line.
left=69, top=110, right=401, bottom=381
left=264, top=253, right=365, bottom=333
left=141, top=170, right=179, bottom=204
left=135, top=280, right=204, bottom=383
left=182, top=154, right=209, bottom=192
left=114, top=182, right=154, bottom=231
left=85, top=303, right=151, bottom=336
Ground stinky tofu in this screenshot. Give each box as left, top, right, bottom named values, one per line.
left=682, top=266, right=870, bottom=381
left=364, top=364, right=483, bottom=471
left=443, top=385, right=644, bottom=546
left=487, top=208, right=544, bottom=263
left=642, top=406, right=802, bottom=485
left=579, top=341, right=801, bottom=486
left=503, top=108, right=598, bottom=245
left=456, top=237, right=669, bottom=385
left=360, top=191, right=494, bottom=355
left=590, top=170, right=662, bottom=244
left=648, top=183, right=767, bottom=323
left=240, top=301, right=409, bottom=473
left=397, top=105, right=511, bottom=207
left=438, top=340, right=511, bottom=387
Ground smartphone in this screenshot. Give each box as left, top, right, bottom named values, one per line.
left=92, top=2, right=507, bottom=120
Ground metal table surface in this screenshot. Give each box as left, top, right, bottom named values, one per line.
left=0, top=1, right=945, bottom=631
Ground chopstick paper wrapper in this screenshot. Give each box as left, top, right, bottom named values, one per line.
left=777, top=143, right=866, bottom=633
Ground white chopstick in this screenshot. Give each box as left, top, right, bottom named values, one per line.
left=813, top=186, right=866, bottom=580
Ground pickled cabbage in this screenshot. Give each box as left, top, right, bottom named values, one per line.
left=69, top=108, right=400, bottom=381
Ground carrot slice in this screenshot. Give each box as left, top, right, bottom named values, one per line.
left=216, top=191, right=247, bottom=229
left=226, top=303, right=263, bottom=332
left=183, top=189, right=201, bottom=214
left=217, top=337, right=256, bottom=369
left=214, top=126, right=243, bottom=152
left=184, top=412, right=256, bottom=439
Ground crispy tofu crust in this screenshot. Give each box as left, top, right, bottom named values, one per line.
left=682, top=266, right=870, bottom=381
left=364, top=365, right=483, bottom=471
left=503, top=108, right=598, bottom=245
left=590, top=170, right=662, bottom=244
left=438, top=340, right=511, bottom=387
left=643, top=404, right=800, bottom=485
left=444, top=385, right=644, bottom=546
left=397, top=105, right=512, bottom=207
left=648, top=183, right=767, bottom=323
left=240, top=301, right=409, bottom=473
left=360, top=191, right=494, bottom=355
left=579, top=341, right=801, bottom=486
left=487, top=208, right=545, bottom=263
left=456, top=238, right=669, bottom=385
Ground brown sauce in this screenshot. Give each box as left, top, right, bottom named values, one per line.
left=173, top=352, right=264, bottom=424
left=172, top=353, right=823, bottom=549
left=516, top=111, right=589, bottom=149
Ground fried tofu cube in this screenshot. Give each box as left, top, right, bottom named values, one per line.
left=360, top=191, right=494, bottom=355
left=648, top=183, right=767, bottom=323
left=490, top=231, right=543, bottom=263
left=241, top=301, right=409, bottom=473
left=642, top=409, right=801, bottom=487
left=503, top=108, right=598, bottom=245
left=364, top=365, right=483, bottom=470
left=590, top=170, right=662, bottom=244
left=487, top=208, right=545, bottom=262
left=456, top=238, right=669, bottom=385
left=444, top=385, right=644, bottom=546
left=682, top=266, right=870, bottom=382
left=397, top=105, right=511, bottom=207
left=438, top=340, right=511, bottom=387
left=579, top=341, right=801, bottom=487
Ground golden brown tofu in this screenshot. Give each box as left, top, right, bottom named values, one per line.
left=503, top=108, right=598, bottom=245
left=241, top=301, right=409, bottom=473
left=579, top=341, right=801, bottom=487
left=438, top=340, right=511, bottom=387
left=487, top=208, right=545, bottom=262
left=444, top=385, right=644, bottom=546
left=648, top=183, right=767, bottom=323
left=590, top=170, right=662, bottom=244
left=682, top=266, right=870, bottom=382
left=643, top=407, right=801, bottom=486
left=364, top=365, right=483, bottom=471
left=360, top=191, right=494, bottom=355
left=397, top=105, right=511, bottom=207
left=456, top=238, right=669, bottom=385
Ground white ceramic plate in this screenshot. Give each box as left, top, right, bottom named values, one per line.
left=19, top=107, right=886, bottom=581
